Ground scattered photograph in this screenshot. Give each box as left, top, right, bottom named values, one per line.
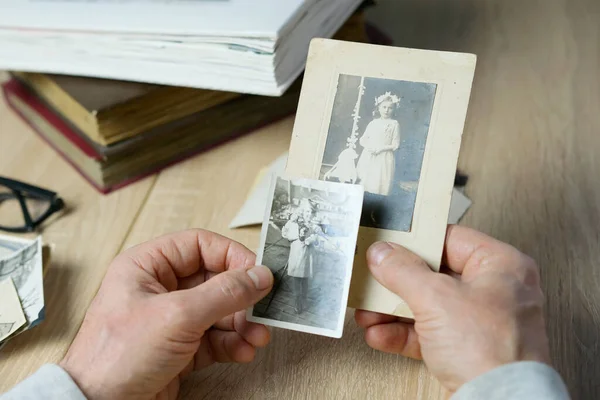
left=0, top=235, right=45, bottom=327
left=247, top=176, right=363, bottom=338
left=0, top=277, right=27, bottom=343
left=320, top=74, right=437, bottom=232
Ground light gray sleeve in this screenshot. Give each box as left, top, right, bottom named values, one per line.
left=451, top=361, right=571, bottom=400
left=0, top=364, right=87, bottom=400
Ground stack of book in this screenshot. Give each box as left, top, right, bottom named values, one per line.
left=2, top=8, right=384, bottom=194
left=0, top=0, right=366, bottom=96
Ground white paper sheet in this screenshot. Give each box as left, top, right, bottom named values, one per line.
left=229, top=153, right=289, bottom=229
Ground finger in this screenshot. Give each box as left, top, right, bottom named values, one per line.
left=439, top=265, right=461, bottom=280
left=115, top=229, right=256, bottom=291
left=168, top=266, right=274, bottom=333
left=213, top=314, right=236, bottom=331
left=354, top=309, right=398, bottom=328
left=206, top=330, right=256, bottom=364
left=367, top=241, right=445, bottom=309
left=178, top=270, right=221, bottom=291
left=364, top=322, right=422, bottom=359
left=179, top=359, right=194, bottom=380
left=213, top=311, right=271, bottom=348
left=442, top=225, right=535, bottom=278
left=193, top=336, right=214, bottom=370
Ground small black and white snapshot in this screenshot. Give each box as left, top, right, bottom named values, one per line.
left=247, top=176, right=363, bottom=338
left=320, top=74, right=437, bottom=232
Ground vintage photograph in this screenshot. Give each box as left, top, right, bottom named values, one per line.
left=0, top=277, right=27, bottom=343
left=0, top=235, right=44, bottom=327
left=285, top=39, right=476, bottom=318
left=321, top=74, right=437, bottom=232
left=247, top=176, right=363, bottom=338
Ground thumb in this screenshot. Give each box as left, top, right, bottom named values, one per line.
left=366, top=242, right=441, bottom=312
left=169, top=266, right=274, bottom=332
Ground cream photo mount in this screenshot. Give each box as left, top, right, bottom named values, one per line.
left=285, top=38, right=477, bottom=318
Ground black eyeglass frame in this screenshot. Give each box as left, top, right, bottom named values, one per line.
left=0, top=176, right=64, bottom=233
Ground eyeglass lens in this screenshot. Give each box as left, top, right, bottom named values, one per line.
left=0, top=183, right=54, bottom=231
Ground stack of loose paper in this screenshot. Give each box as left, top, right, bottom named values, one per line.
left=0, top=234, right=46, bottom=348
left=229, top=153, right=473, bottom=229
left=0, top=0, right=364, bottom=96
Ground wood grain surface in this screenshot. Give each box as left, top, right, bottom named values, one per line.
left=1, top=0, right=599, bottom=398
left=0, top=88, right=155, bottom=386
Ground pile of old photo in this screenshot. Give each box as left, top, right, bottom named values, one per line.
left=247, top=176, right=363, bottom=338
left=0, top=234, right=45, bottom=349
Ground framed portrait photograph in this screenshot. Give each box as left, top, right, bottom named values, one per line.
left=286, top=38, right=477, bottom=318
left=246, top=175, right=363, bottom=338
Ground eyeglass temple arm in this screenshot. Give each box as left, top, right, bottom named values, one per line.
left=0, top=177, right=58, bottom=198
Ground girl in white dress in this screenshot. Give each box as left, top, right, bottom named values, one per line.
left=356, top=92, right=401, bottom=196
left=281, top=200, right=321, bottom=314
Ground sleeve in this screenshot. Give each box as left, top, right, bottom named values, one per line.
left=304, top=224, right=325, bottom=246
left=281, top=221, right=299, bottom=241
left=359, top=122, right=374, bottom=149
left=381, top=121, right=400, bottom=152
left=0, top=364, right=87, bottom=400
left=390, top=121, right=400, bottom=151
left=451, top=361, right=571, bottom=400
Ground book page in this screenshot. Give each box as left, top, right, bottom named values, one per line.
left=0, top=0, right=307, bottom=37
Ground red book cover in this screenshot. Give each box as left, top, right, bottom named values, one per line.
left=2, top=78, right=293, bottom=194
left=3, top=79, right=104, bottom=160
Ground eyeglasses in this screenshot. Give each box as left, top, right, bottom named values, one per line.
left=0, top=176, right=64, bottom=233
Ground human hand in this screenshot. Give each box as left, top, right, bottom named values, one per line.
left=60, top=229, right=274, bottom=400
left=355, top=225, right=550, bottom=394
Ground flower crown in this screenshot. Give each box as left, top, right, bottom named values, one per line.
left=375, top=92, right=400, bottom=106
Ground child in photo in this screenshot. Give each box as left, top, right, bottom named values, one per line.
left=356, top=92, right=401, bottom=196
left=281, top=199, right=321, bottom=314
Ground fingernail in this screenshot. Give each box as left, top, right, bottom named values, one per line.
left=369, top=242, right=394, bottom=266
left=247, top=266, right=273, bottom=290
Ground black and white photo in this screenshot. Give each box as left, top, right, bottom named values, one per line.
left=321, top=74, right=437, bottom=232
left=247, top=176, right=363, bottom=338
left=0, top=235, right=45, bottom=327
left=285, top=39, right=476, bottom=318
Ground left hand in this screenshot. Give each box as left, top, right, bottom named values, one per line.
left=60, top=229, right=274, bottom=400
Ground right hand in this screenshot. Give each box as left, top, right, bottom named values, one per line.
left=355, top=225, right=551, bottom=394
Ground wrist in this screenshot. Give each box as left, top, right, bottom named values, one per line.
left=59, top=356, right=103, bottom=400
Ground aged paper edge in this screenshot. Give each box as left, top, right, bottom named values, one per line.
left=285, top=39, right=477, bottom=318
left=246, top=174, right=364, bottom=338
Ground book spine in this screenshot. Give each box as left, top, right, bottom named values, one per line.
left=2, top=81, right=110, bottom=194
left=3, top=79, right=105, bottom=161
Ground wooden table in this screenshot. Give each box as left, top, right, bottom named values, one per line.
left=1, top=0, right=599, bottom=398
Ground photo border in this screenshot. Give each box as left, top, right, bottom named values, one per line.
left=246, top=174, right=364, bottom=338
left=285, top=39, right=477, bottom=318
